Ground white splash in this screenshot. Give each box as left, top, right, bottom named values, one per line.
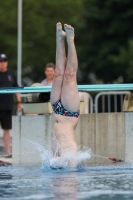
left=28, top=140, right=91, bottom=169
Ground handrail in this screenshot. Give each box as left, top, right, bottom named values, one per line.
left=20, top=93, right=94, bottom=113
left=0, top=84, right=133, bottom=93
left=89, top=95, right=93, bottom=114
left=94, top=91, right=130, bottom=113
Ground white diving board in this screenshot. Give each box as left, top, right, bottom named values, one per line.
left=0, top=84, right=133, bottom=94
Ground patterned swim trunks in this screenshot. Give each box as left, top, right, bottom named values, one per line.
left=52, top=100, right=80, bottom=118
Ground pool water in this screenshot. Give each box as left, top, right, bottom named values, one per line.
left=1, top=164, right=133, bottom=200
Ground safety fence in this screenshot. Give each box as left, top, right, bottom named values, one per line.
left=20, top=91, right=132, bottom=114
left=94, top=91, right=130, bottom=113
left=0, top=84, right=133, bottom=114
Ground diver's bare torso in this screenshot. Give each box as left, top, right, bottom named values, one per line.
left=52, top=114, right=78, bottom=150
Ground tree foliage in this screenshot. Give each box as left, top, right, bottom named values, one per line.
left=109, top=40, right=133, bottom=81
left=0, top=0, right=82, bottom=85
left=1, top=0, right=133, bottom=85
left=79, top=0, right=133, bottom=83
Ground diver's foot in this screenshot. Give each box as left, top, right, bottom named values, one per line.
left=56, top=22, right=66, bottom=40
left=64, top=24, right=75, bottom=42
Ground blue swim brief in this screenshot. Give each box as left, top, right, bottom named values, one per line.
left=52, top=100, right=80, bottom=118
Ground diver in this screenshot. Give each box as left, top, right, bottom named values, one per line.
left=50, top=23, right=80, bottom=168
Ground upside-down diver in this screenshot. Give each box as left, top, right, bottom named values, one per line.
left=50, top=22, right=80, bottom=168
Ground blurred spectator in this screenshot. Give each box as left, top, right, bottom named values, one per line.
left=40, top=63, right=55, bottom=103
left=0, top=54, right=22, bottom=158
left=41, top=62, right=90, bottom=113
left=41, top=63, right=55, bottom=86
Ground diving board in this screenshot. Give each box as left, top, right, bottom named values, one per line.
left=0, top=84, right=133, bottom=94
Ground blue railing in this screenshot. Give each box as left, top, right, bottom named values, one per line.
left=0, top=84, right=133, bottom=94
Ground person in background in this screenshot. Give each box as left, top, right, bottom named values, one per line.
left=0, top=54, right=22, bottom=158
left=41, top=63, right=55, bottom=86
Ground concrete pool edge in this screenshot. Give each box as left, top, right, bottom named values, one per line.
left=12, top=112, right=133, bottom=165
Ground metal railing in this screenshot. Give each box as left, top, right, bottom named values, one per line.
left=1, top=85, right=133, bottom=114
left=21, top=93, right=94, bottom=114
left=94, top=91, right=130, bottom=113
left=89, top=95, right=93, bottom=113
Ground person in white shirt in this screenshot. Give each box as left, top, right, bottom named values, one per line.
left=41, top=63, right=55, bottom=86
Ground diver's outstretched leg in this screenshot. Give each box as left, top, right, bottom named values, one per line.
left=50, top=22, right=66, bottom=104
left=61, top=24, right=80, bottom=112
left=61, top=24, right=80, bottom=168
